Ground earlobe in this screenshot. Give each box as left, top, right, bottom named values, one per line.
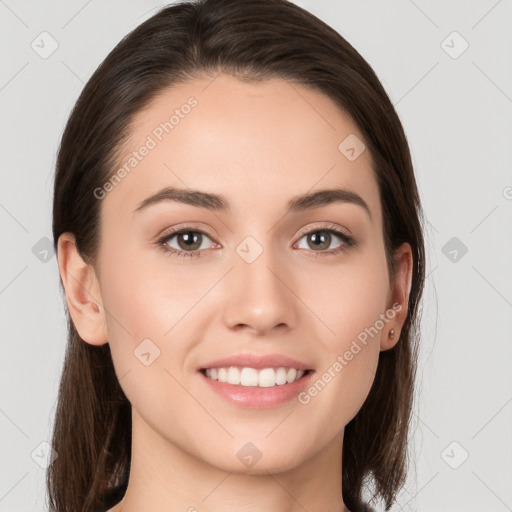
left=57, top=232, right=108, bottom=346
left=381, top=242, right=413, bottom=351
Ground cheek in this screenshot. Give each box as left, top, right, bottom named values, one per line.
left=100, top=246, right=204, bottom=335
left=310, top=247, right=390, bottom=417
left=299, top=259, right=390, bottom=427
left=98, top=256, right=199, bottom=418
left=303, top=247, right=391, bottom=352
left=98, top=248, right=216, bottom=379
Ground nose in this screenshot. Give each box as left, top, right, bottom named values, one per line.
left=221, top=244, right=299, bottom=336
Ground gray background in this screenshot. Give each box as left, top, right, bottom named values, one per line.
left=1, top=0, right=511, bottom=510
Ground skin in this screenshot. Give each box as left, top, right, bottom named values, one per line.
left=57, top=72, right=412, bottom=512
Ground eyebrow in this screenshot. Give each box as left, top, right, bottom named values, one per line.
left=132, top=186, right=372, bottom=220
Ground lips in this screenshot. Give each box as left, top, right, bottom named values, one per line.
left=199, top=352, right=313, bottom=372
left=198, top=356, right=316, bottom=408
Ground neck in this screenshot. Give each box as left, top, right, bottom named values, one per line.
left=111, top=408, right=350, bottom=512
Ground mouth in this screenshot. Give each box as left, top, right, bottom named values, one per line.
left=199, top=366, right=314, bottom=388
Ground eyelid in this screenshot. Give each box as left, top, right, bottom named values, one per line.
left=156, top=223, right=218, bottom=242
left=157, top=221, right=351, bottom=244
left=294, top=221, right=352, bottom=239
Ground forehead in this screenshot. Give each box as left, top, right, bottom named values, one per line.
left=102, top=73, right=381, bottom=224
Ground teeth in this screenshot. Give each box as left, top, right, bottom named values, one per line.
left=203, top=366, right=307, bottom=387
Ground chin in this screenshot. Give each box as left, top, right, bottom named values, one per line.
left=197, top=441, right=309, bottom=476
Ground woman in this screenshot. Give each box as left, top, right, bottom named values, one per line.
left=48, top=0, right=426, bottom=511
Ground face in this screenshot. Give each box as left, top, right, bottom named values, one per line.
left=74, top=73, right=409, bottom=474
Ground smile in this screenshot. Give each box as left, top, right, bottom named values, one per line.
left=201, top=366, right=310, bottom=387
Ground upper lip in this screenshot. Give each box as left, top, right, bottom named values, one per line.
left=199, top=353, right=313, bottom=371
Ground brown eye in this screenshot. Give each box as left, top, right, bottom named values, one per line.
left=305, top=230, right=333, bottom=251
left=175, top=231, right=203, bottom=251
left=295, top=228, right=354, bottom=254
left=157, top=228, right=217, bottom=258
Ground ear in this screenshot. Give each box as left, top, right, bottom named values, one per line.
left=381, top=242, right=413, bottom=351
left=57, top=232, right=108, bottom=346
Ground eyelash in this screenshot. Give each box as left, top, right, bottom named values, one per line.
left=156, top=223, right=356, bottom=259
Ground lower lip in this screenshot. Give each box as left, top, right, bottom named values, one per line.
left=198, top=370, right=315, bottom=409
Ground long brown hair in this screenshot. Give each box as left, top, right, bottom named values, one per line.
left=48, top=1, right=426, bottom=510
